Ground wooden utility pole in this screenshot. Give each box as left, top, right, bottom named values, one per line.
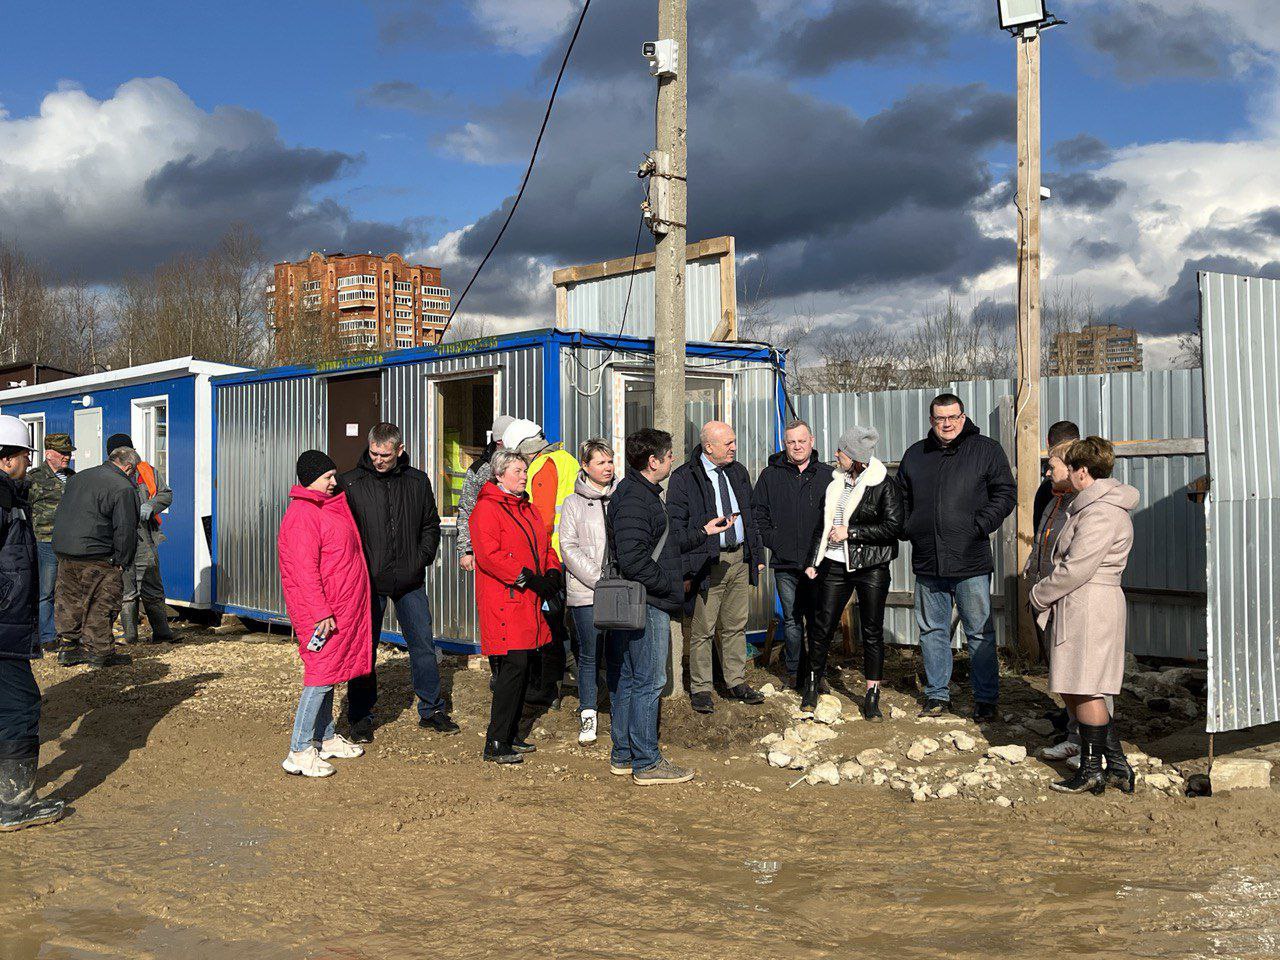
left=1013, top=27, right=1043, bottom=661
left=652, top=0, right=688, bottom=460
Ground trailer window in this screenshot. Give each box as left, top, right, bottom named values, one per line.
left=615, top=373, right=727, bottom=473
left=19, top=414, right=44, bottom=454
left=434, top=375, right=495, bottom=518
left=132, top=398, right=169, bottom=483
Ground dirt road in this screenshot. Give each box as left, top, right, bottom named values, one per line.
left=4, top=630, right=1279, bottom=959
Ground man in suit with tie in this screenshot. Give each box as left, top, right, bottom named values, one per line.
left=667, top=421, right=766, bottom=714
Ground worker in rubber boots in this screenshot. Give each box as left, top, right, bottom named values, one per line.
left=0, top=415, right=67, bottom=831
left=501, top=419, right=579, bottom=706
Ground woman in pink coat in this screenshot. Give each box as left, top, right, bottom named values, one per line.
left=277, top=451, right=373, bottom=778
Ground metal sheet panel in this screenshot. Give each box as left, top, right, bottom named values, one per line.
left=563, top=256, right=722, bottom=342
left=214, top=375, right=326, bottom=617
left=798, top=368, right=1208, bottom=659
left=1201, top=270, right=1280, bottom=732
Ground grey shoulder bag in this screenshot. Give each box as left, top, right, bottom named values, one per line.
left=592, top=518, right=668, bottom=631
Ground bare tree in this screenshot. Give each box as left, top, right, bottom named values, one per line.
left=738, top=266, right=816, bottom=394
left=1041, top=282, right=1099, bottom=375
left=441, top=315, right=491, bottom=344
left=1176, top=330, right=1202, bottom=368
left=0, top=243, right=54, bottom=365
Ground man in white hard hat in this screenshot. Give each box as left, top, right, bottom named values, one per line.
left=0, top=414, right=67, bottom=830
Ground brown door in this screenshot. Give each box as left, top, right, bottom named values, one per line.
left=327, top=372, right=382, bottom=472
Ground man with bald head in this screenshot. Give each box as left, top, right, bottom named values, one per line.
left=667, top=420, right=766, bottom=713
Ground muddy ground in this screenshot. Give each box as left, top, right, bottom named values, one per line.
left=4, top=625, right=1280, bottom=960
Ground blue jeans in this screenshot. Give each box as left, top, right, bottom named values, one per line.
left=291, top=684, right=335, bottom=752
left=915, top=574, right=999, bottom=704
left=773, top=569, right=806, bottom=675
left=36, top=542, right=57, bottom=647
left=569, top=604, right=606, bottom=712
left=606, top=605, right=669, bottom=773
left=347, top=587, right=443, bottom=725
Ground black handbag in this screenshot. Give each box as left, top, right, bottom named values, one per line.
left=593, top=519, right=668, bottom=631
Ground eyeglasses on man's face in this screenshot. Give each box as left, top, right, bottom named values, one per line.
left=930, top=413, right=964, bottom=425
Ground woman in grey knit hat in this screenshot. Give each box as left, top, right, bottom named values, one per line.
left=801, top=425, right=904, bottom=719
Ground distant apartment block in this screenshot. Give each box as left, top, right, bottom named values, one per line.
left=1046, top=324, right=1143, bottom=375
left=268, top=252, right=451, bottom=357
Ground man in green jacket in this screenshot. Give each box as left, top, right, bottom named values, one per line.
left=25, top=433, right=74, bottom=650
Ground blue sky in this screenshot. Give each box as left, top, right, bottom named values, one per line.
left=1, top=0, right=1277, bottom=354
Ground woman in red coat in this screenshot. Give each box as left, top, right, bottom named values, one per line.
left=471, top=448, right=562, bottom=764
left=277, top=451, right=373, bottom=778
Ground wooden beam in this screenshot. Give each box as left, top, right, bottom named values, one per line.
left=551, top=235, right=733, bottom=287
left=717, top=235, right=737, bottom=341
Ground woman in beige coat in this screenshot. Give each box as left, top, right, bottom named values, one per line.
left=1030, top=437, right=1139, bottom=795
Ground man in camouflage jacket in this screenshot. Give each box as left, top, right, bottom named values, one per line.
left=25, top=433, right=74, bottom=649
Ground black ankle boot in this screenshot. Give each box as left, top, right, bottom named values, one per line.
left=1051, top=722, right=1106, bottom=794
left=800, top=673, right=819, bottom=712
left=1102, top=722, right=1135, bottom=794
left=483, top=740, right=522, bottom=764
left=862, top=685, right=883, bottom=721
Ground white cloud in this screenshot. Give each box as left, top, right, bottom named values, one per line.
left=469, top=0, right=576, bottom=53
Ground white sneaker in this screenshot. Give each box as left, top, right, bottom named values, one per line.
left=282, top=747, right=336, bottom=778
left=1040, top=738, right=1081, bottom=762
left=578, top=710, right=598, bottom=745
left=319, top=735, right=364, bottom=760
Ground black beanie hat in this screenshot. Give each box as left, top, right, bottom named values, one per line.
left=296, top=450, right=338, bottom=487
left=106, top=433, right=133, bottom=452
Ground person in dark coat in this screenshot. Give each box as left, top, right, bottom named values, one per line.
left=751, top=420, right=833, bottom=686
left=897, top=393, right=1016, bottom=720
left=666, top=421, right=766, bottom=714
left=52, top=445, right=140, bottom=668
left=605, top=428, right=728, bottom=785
left=1033, top=420, right=1080, bottom=532
left=0, top=415, right=66, bottom=830
left=340, top=421, right=455, bottom=742
left=803, top=426, right=903, bottom=719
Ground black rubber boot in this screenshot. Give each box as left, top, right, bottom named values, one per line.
left=0, top=757, right=66, bottom=832
left=1051, top=722, right=1107, bottom=795
left=118, top=602, right=140, bottom=644
left=862, top=685, right=883, bottom=721
left=144, top=600, right=176, bottom=643
left=1102, top=722, right=1135, bottom=794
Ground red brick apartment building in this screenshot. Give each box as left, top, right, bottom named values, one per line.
left=268, top=252, right=451, bottom=357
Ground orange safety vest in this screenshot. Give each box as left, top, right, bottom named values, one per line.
left=137, top=461, right=162, bottom=527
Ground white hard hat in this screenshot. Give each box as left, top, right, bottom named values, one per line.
left=501, top=418, right=548, bottom=456
left=0, top=415, right=35, bottom=452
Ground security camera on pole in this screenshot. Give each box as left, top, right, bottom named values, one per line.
left=642, top=5, right=687, bottom=463
left=997, top=0, right=1066, bottom=661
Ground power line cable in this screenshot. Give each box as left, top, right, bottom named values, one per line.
left=441, top=0, right=591, bottom=336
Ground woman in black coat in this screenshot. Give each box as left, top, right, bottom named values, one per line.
left=803, top=426, right=903, bottom=719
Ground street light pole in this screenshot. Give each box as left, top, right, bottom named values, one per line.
left=1013, top=25, right=1044, bottom=662
left=652, top=0, right=688, bottom=461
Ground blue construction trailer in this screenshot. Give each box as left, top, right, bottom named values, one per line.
left=0, top=358, right=249, bottom=608
left=210, top=329, right=785, bottom=652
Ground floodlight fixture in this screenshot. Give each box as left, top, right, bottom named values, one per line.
left=997, top=0, right=1046, bottom=32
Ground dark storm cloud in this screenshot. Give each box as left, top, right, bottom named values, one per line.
left=1113, top=256, right=1280, bottom=335
left=361, top=80, right=452, bottom=114
left=768, top=0, right=945, bottom=75
left=1182, top=207, right=1280, bottom=254
left=1087, top=3, right=1232, bottom=82
left=1071, top=238, right=1123, bottom=262
left=1053, top=134, right=1113, bottom=168
left=1043, top=172, right=1124, bottom=209
left=144, top=146, right=354, bottom=206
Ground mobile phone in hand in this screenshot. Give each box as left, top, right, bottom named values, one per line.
left=306, top=629, right=328, bottom=652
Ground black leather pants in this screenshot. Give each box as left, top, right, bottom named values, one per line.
left=808, top=559, right=890, bottom=683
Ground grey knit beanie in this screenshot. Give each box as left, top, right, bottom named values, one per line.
left=838, top=425, right=879, bottom=465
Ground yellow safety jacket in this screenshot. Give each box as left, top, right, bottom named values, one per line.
left=526, top=447, right=579, bottom=558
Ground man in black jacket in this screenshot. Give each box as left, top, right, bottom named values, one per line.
left=605, top=428, right=727, bottom=785
left=341, top=422, right=456, bottom=741
left=751, top=420, right=833, bottom=685
left=667, top=420, right=766, bottom=714
left=1033, top=420, right=1080, bottom=531
left=898, top=394, right=1016, bottom=721
left=52, top=445, right=140, bottom=669
left=0, top=415, right=66, bottom=830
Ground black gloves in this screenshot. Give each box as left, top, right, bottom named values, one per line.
left=518, top=568, right=563, bottom=601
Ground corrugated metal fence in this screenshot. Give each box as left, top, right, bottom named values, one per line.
left=1201, top=270, right=1280, bottom=733
left=796, top=368, right=1207, bottom=660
